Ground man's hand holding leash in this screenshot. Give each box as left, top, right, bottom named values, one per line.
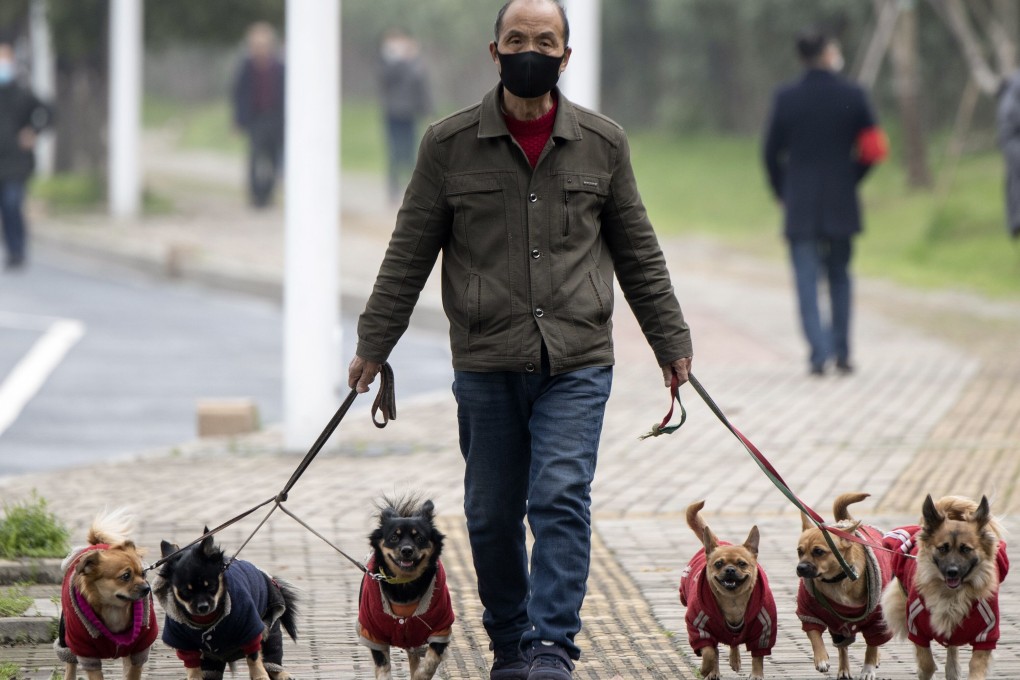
left=662, top=357, right=693, bottom=387
left=348, top=356, right=383, bottom=394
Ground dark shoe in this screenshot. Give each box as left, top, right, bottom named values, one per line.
left=836, top=360, right=854, bottom=375
left=491, top=642, right=530, bottom=680
left=809, top=364, right=825, bottom=377
left=528, top=642, right=574, bottom=679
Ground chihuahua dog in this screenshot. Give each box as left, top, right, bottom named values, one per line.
left=54, top=508, right=158, bottom=680
left=795, top=492, right=893, bottom=680
left=679, top=500, right=776, bottom=680
left=357, top=496, right=453, bottom=680
left=881, top=495, right=1007, bottom=680
left=153, top=530, right=298, bottom=680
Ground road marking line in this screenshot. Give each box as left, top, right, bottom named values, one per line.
left=0, top=318, right=86, bottom=437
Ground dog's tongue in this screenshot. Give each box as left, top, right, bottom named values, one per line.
left=946, top=576, right=962, bottom=589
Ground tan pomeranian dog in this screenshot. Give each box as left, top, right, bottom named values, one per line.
left=881, top=495, right=1007, bottom=680
left=795, top=492, right=894, bottom=680
left=54, top=508, right=158, bottom=680
left=679, top=500, right=777, bottom=680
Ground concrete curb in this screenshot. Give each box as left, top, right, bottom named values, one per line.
left=0, top=615, right=56, bottom=645
left=0, top=559, right=63, bottom=586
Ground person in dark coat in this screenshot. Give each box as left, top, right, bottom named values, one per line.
left=379, top=28, right=432, bottom=203
left=763, top=29, right=886, bottom=375
left=232, top=22, right=285, bottom=209
left=0, top=39, right=52, bottom=270
left=996, top=72, right=1020, bottom=239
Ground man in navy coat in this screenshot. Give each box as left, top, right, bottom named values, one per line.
left=763, top=30, right=886, bottom=375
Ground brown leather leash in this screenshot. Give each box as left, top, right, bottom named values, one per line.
left=146, top=363, right=397, bottom=581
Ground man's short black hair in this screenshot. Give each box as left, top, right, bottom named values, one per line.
left=796, top=28, right=832, bottom=63
left=494, top=0, right=570, bottom=47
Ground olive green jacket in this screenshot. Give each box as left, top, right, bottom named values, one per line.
left=357, top=85, right=692, bottom=375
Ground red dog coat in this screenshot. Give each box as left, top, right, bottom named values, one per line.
left=357, top=556, right=454, bottom=652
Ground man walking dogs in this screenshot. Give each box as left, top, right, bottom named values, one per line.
left=349, top=1, right=693, bottom=678
left=763, top=29, right=886, bottom=376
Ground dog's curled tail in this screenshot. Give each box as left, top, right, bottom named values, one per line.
left=276, top=578, right=300, bottom=641
left=685, top=500, right=707, bottom=538
left=833, top=492, right=870, bottom=522
left=87, top=507, right=135, bottom=547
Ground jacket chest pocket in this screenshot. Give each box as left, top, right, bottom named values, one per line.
left=562, top=174, right=609, bottom=237
left=446, top=173, right=509, bottom=257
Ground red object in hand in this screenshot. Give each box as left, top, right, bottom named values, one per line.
left=856, top=126, right=888, bottom=165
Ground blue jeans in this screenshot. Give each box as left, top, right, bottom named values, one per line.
left=789, top=238, right=853, bottom=368
left=0, top=180, right=27, bottom=263
left=452, top=365, right=612, bottom=661
left=384, top=117, right=417, bottom=201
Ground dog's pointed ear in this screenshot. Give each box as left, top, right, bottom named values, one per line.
left=200, top=531, right=218, bottom=558
left=380, top=507, right=397, bottom=522
left=974, top=496, right=992, bottom=527
left=743, top=525, right=760, bottom=556
left=76, top=550, right=101, bottom=576
left=419, top=500, right=435, bottom=521
left=921, top=494, right=943, bottom=533
left=160, top=540, right=178, bottom=558
left=801, top=513, right=813, bottom=531
left=701, top=526, right=718, bottom=554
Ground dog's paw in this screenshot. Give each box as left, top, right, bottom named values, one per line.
left=815, top=659, right=830, bottom=673
left=837, top=671, right=852, bottom=680
left=856, top=664, right=877, bottom=680
left=746, top=673, right=764, bottom=680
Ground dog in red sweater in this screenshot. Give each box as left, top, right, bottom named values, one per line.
left=679, top=500, right=776, bottom=680
left=795, top=492, right=893, bottom=680
left=358, top=496, right=453, bottom=680
left=54, top=508, right=158, bottom=680
left=881, top=495, right=1007, bottom=680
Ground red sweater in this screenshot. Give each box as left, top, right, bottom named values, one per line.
left=796, top=524, right=894, bottom=647
left=679, top=545, right=777, bottom=657
left=504, top=99, right=557, bottom=168
left=883, top=526, right=1009, bottom=650
left=57, top=545, right=158, bottom=669
left=357, top=556, right=454, bottom=651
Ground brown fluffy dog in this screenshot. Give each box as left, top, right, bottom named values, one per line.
left=881, top=495, right=1007, bottom=680
left=795, top=492, right=893, bottom=680
left=679, top=500, right=777, bottom=680
left=55, top=509, right=158, bottom=680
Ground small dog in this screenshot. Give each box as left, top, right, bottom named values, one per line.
left=795, top=492, right=894, bottom=680
left=357, top=496, right=453, bottom=680
left=679, top=500, right=776, bottom=680
left=881, top=495, right=1008, bottom=680
left=54, top=508, right=158, bottom=680
left=153, top=530, right=299, bottom=680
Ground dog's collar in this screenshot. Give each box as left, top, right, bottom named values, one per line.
left=821, top=572, right=849, bottom=584
left=376, top=566, right=418, bottom=585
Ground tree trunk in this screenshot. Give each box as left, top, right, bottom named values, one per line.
left=54, top=61, right=107, bottom=174
left=890, top=2, right=932, bottom=188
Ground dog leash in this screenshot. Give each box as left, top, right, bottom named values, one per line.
left=145, top=363, right=397, bottom=582
left=645, top=371, right=861, bottom=580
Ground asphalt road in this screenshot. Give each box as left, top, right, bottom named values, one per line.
left=0, top=249, right=452, bottom=477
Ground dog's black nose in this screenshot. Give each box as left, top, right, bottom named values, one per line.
left=946, top=566, right=960, bottom=578
left=196, top=602, right=211, bottom=614
left=139, top=583, right=151, bottom=596
left=400, top=546, right=414, bottom=559
left=796, top=562, right=816, bottom=578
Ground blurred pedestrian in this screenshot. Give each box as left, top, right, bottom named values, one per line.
left=379, top=28, right=431, bottom=203
left=996, top=71, right=1020, bottom=240
left=232, top=22, right=284, bottom=209
left=348, top=1, right=693, bottom=678
left=763, top=28, right=887, bottom=376
left=0, top=38, right=52, bottom=271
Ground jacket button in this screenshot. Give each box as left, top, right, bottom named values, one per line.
left=529, top=193, right=538, bottom=203
left=531, top=249, right=541, bottom=259
left=525, top=362, right=536, bottom=372
left=534, top=308, right=544, bottom=318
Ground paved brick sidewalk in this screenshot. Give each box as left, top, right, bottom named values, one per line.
left=5, top=142, right=1020, bottom=677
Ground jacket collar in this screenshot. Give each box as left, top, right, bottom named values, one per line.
left=478, top=84, right=582, bottom=142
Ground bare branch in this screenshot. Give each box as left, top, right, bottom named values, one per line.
left=929, top=0, right=1006, bottom=94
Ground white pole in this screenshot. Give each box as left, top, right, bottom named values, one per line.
left=108, top=0, right=142, bottom=219
left=29, top=0, right=55, bottom=178
left=560, top=0, right=601, bottom=111
left=283, top=0, right=341, bottom=450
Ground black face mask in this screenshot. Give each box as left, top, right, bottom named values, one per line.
left=497, top=50, right=564, bottom=99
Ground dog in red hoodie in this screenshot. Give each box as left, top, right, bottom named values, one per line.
left=679, top=500, right=776, bottom=680
left=54, top=508, right=158, bottom=680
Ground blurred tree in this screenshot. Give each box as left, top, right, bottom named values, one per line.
left=890, top=0, right=933, bottom=188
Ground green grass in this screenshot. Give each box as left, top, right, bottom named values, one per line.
left=0, top=585, right=31, bottom=618
left=32, top=173, right=173, bottom=215
left=628, top=132, right=1020, bottom=297
left=0, top=493, right=69, bottom=560
left=0, top=662, right=19, bottom=680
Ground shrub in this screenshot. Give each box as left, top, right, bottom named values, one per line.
left=0, top=493, right=70, bottom=559
left=0, top=584, right=31, bottom=617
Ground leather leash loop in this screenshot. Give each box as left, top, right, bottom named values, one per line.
left=372, top=362, right=397, bottom=428
left=639, top=372, right=687, bottom=439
